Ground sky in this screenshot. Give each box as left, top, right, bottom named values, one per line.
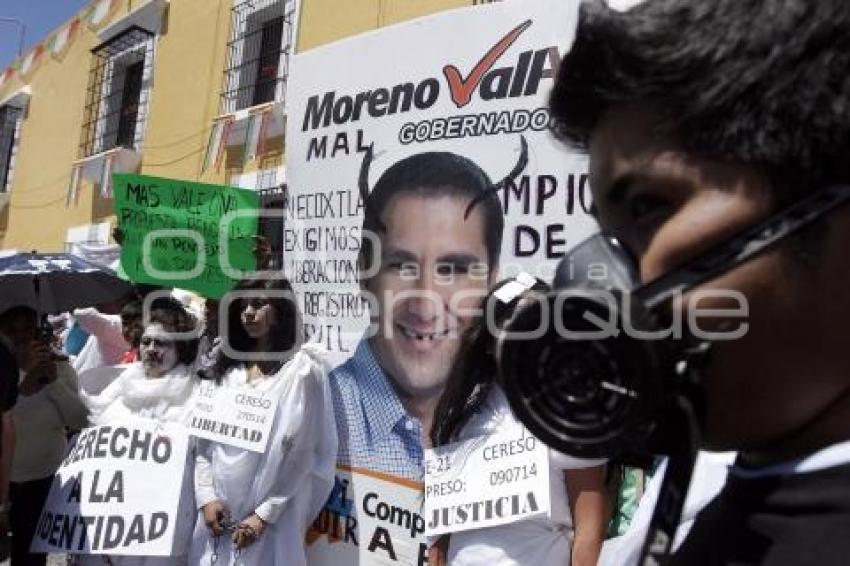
left=0, top=0, right=89, bottom=69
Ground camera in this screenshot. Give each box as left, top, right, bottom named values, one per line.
left=37, top=321, right=54, bottom=345
left=37, top=318, right=68, bottom=364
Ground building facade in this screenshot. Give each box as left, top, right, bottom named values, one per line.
left=0, top=0, right=479, bottom=254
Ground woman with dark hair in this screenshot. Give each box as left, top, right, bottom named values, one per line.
left=77, top=297, right=200, bottom=565
left=431, top=276, right=609, bottom=566
left=197, top=278, right=300, bottom=383
left=191, top=277, right=336, bottom=566
left=0, top=306, right=88, bottom=566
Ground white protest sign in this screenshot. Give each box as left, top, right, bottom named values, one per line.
left=286, top=0, right=595, bottom=365
left=424, top=425, right=550, bottom=536
left=32, top=421, right=188, bottom=556
left=187, top=381, right=277, bottom=452
left=306, top=466, right=432, bottom=566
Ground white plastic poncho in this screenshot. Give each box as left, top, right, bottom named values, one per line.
left=77, top=362, right=198, bottom=566
left=190, top=344, right=337, bottom=566
left=84, top=362, right=196, bottom=425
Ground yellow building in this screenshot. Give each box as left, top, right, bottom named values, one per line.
left=0, top=0, right=489, bottom=255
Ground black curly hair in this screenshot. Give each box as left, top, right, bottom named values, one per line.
left=144, top=297, right=199, bottom=366
left=550, top=0, right=850, bottom=201
left=199, top=277, right=301, bottom=382
left=431, top=276, right=550, bottom=447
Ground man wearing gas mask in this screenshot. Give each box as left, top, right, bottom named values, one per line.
left=498, top=0, right=850, bottom=564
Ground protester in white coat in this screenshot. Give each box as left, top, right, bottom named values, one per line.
left=78, top=298, right=199, bottom=566
left=191, top=278, right=336, bottom=566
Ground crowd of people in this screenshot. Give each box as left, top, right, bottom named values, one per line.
left=0, top=0, right=847, bottom=565
left=0, top=273, right=338, bottom=566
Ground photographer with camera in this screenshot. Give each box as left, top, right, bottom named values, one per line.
left=0, top=306, right=88, bottom=566
left=498, top=1, right=850, bottom=564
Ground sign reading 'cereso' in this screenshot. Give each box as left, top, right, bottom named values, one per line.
left=424, top=425, right=550, bottom=537
left=187, top=381, right=278, bottom=452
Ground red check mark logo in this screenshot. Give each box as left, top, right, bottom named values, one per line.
left=442, top=19, right=532, bottom=109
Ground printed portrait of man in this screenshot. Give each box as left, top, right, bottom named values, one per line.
left=330, top=150, right=505, bottom=481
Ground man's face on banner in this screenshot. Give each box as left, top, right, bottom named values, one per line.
left=367, top=193, right=494, bottom=401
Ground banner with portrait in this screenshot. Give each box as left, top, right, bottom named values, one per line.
left=289, top=2, right=595, bottom=562
left=286, top=0, right=596, bottom=362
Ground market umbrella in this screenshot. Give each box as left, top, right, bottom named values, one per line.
left=0, top=251, right=134, bottom=316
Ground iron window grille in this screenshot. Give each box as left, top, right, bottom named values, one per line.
left=79, top=26, right=155, bottom=158
left=221, top=0, right=295, bottom=114
left=0, top=105, right=22, bottom=194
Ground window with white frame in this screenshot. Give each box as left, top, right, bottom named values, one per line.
left=221, top=0, right=296, bottom=114
left=80, top=26, right=155, bottom=157
left=0, top=105, right=23, bottom=194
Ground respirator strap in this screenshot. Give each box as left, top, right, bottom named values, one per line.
left=638, top=396, right=701, bottom=565
left=637, top=185, right=850, bottom=310
left=631, top=187, right=850, bottom=562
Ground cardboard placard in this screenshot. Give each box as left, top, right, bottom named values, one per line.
left=424, top=425, right=550, bottom=536
left=285, top=0, right=594, bottom=364
left=307, top=466, right=430, bottom=566
left=187, top=381, right=278, bottom=452
left=113, top=173, right=259, bottom=299
left=32, top=421, right=189, bottom=556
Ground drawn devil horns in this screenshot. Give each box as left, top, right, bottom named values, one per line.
left=356, top=135, right=529, bottom=227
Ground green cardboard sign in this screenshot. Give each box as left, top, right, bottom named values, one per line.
left=113, top=173, right=260, bottom=299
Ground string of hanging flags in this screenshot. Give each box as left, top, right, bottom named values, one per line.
left=0, top=0, right=120, bottom=89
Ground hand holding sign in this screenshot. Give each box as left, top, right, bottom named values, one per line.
left=32, top=421, right=190, bottom=557
left=252, top=235, right=273, bottom=270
